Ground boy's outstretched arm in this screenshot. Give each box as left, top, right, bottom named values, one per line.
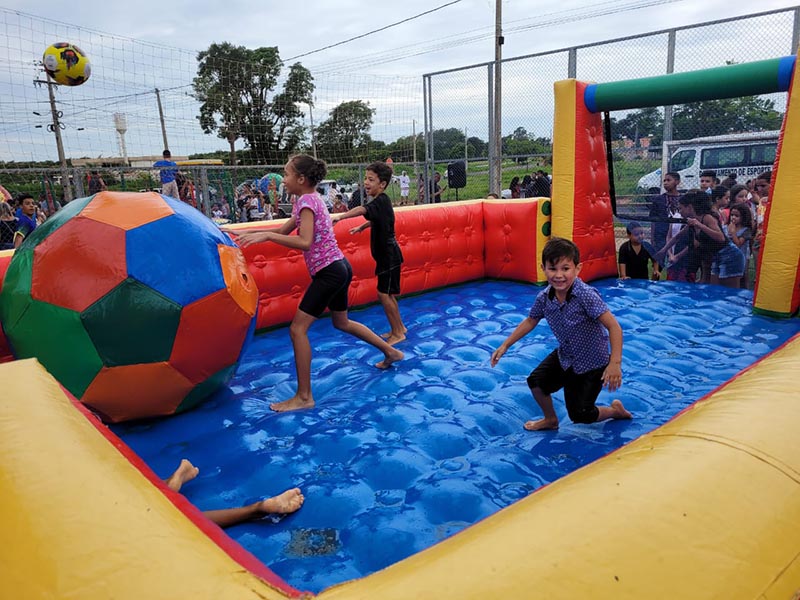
left=490, top=317, right=539, bottom=367
left=598, top=311, right=623, bottom=391
left=331, top=205, right=367, bottom=222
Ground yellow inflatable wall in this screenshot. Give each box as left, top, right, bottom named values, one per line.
left=3, top=336, right=800, bottom=599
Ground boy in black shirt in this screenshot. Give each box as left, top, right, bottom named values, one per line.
left=332, top=162, right=407, bottom=345
left=618, top=221, right=661, bottom=280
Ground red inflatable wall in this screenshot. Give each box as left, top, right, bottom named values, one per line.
left=0, top=200, right=538, bottom=337
left=572, top=80, right=618, bottom=280
left=0, top=252, right=14, bottom=363
left=237, top=200, right=487, bottom=330
left=483, top=200, right=541, bottom=282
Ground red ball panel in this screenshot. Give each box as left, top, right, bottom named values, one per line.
left=30, top=217, right=127, bottom=312
left=169, top=289, right=253, bottom=384
left=81, top=362, right=194, bottom=423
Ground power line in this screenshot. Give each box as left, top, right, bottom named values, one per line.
left=284, top=0, right=463, bottom=62
left=309, top=0, right=685, bottom=74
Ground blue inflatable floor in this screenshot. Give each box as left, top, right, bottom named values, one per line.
left=112, top=279, right=799, bottom=593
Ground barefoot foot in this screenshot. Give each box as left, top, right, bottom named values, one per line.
left=165, top=459, right=199, bottom=492
left=523, top=418, right=560, bottom=431
left=611, top=399, right=632, bottom=420
left=259, top=488, right=304, bottom=514
left=385, top=333, right=406, bottom=346
left=376, top=348, right=404, bottom=369
left=270, top=395, right=315, bottom=412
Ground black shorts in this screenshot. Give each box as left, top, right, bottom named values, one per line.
left=376, top=263, right=402, bottom=296
left=298, top=259, right=352, bottom=318
left=526, top=350, right=604, bottom=424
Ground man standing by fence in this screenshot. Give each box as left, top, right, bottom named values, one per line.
left=153, top=150, right=179, bottom=199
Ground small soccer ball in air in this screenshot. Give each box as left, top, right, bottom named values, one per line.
left=42, top=42, right=91, bottom=86
left=0, top=192, right=257, bottom=422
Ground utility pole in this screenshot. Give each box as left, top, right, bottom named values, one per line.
left=155, top=88, right=169, bottom=152
left=309, top=101, right=318, bottom=159
left=36, top=74, right=72, bottom=202
left=492, top=0, right=503, bottom=195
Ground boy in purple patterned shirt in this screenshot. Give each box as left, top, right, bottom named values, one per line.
left=491, top=237, right=631, bottom=431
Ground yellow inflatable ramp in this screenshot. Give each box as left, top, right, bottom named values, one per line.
left=3, top=337, right=800, bottom=599
left=0, top=358, right=301, bottom=600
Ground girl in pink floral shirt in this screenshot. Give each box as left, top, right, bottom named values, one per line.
left=237, top=155, right=403, bottom=412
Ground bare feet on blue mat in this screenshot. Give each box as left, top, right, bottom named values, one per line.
left=523, top=417, right=560, bottom=431
left=270, top=394, right=315, bottom=412
left=376, top=348, right=404, bottom=369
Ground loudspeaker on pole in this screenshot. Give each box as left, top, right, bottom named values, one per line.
left=447, top=161, right=467, bottom=189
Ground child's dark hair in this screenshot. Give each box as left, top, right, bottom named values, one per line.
left=366, top=161, right=393, bottom=185
left=700, top=170, right=717, bottom=179
left=729, top=202, right=753, bottom=229
left=625, top=221, right=643, bottom=235
left=679, top=190, right=712, bottom=215
left=710, top=185, right=729, bottom=203
left=289, top=154, right=327, bottom=186
left=665, top=171, right=681, bottom=180
left=541, top=237, right=580, bottom=266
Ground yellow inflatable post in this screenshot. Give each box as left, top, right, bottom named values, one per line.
left=754, top=53, right=800, bottom=317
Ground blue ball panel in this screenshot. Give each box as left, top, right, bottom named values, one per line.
left=126, top=212, right=226, bottom=306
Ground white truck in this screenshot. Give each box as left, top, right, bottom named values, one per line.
left=637, top=130, right=780, bottom=192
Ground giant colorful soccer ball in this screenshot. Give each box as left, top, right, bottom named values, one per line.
left=0, top=192, right=257, bottom=422
left=42, top=42, right=91, bottom=86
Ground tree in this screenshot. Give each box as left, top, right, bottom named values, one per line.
left=316, top=100, right=375, bottom=163
left=502, top=128, right=552, bottom=163
left=672, top=96, right=783, bottom=140
left=193, top=43, right=314, bottom=165
left=609, top=107, right=664, bottom=146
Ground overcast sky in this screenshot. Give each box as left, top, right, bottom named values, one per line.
left=1, top=0, right=797, bottom=162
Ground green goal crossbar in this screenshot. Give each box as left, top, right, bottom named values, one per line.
left=584, top=56, right=796, bottom=113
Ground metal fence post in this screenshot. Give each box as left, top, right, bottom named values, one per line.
left=568, top=47, right=577, bottom=79
left=487, top=62, right=494, bottom=196
left=663, top=30, right=677, bottom=144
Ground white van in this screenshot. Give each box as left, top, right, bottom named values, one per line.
left=637, top=130, right=779, bottom=192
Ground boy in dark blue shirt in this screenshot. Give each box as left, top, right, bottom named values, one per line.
left=332, top=161, right=407, bottom=345
left=14, top=194, right=37, bottom=249
left=491, top=237, right=631, bottom=431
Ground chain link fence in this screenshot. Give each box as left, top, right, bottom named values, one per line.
left=423, top=6, right=799, bottom=212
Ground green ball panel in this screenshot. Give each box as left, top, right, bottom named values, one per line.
left=542, top=221, right=552, bottom=237
left=6, top=299, right=103, bottom=397
left=175, top=363, right=237, bottom=415
left=0, top=248, right=34, bottom=330
left=81, top=277, right=182, bottom=366
left=18, top=195, right=95, bottom=250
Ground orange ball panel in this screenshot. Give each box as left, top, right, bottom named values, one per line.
left=81, top=362, right=194, bottom=423
left=170, top=289, right=253, bottom=384
left=30, top=217, right=128, bottom=312
left=217, top=244, right=258, bottom=317
left=80, top=191, right=174, bottom=230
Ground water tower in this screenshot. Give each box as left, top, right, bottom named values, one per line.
left=113, top=112, right=129, bottom=166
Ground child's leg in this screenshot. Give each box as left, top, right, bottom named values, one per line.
left=330, top=310, right=404, bottom=369
left=271, top=310, right=317, bottom=412
left=203, top=488, right=304, bottom=528
left=596, top=399, right=632, bottom=422
left=564, top=368, right=632, bottom=425
left=164, top=459, right=199, bottom=492
left=524, top=386, right=560, bottom=431
left=378, top=292, right=406, bottom=345
left=524, top=351, right=562, bottom=431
